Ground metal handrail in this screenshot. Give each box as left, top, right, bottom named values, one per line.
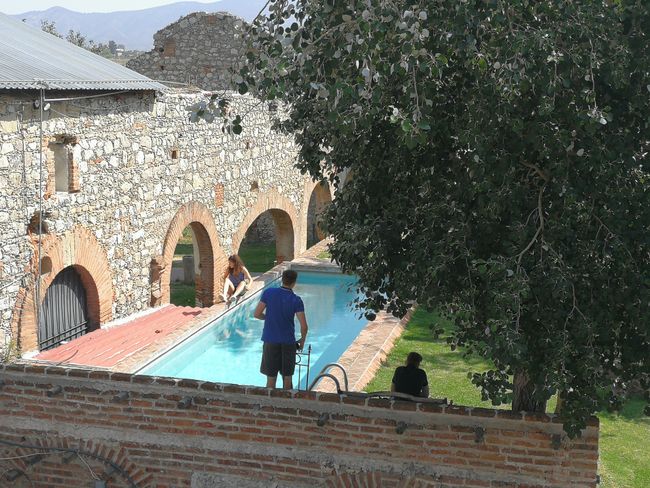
left=308, top=373, right=342, bottom=393
left=363, top=391, right=449, bottom=404
left=39, top=321, right=87, bottom=349
left=308, top=363, right=349, bottom=392
left=295, top=344, right=312, bottom=390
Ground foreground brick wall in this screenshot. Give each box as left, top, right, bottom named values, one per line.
left=0, top=364, right=599, bottom=488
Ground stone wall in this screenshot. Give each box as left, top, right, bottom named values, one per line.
left=126, top=12, right=246, bottom=91
left=0, top=89, right=322, bottom=354
left=242, top=212, right=276, bottom=244
left=0, top=364, right=600, bottom=488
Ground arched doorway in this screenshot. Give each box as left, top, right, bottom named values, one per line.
left=39, top=266, right=95, bottom=351
left=238, top=209, right=295, bottom=273
left=231, top=190, right=301, bottom=273
left=160, top=202, right=227, bottom=307
left=12, top=226, right=113, bottom=353
left=306, top=181, right=333, bottom=248
left=169, top=223, right=212, bottom=306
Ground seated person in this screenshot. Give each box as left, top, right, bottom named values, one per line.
left=391, top=352, right=429, bottom=398
left=221, top=254, right=253, bottom=304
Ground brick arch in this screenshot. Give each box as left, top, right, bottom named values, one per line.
left=324, top=472, right=440, bottom=488
left=303, top=179, right=334, bottom=247
left=232, top=189, right=301, bottom=263
left=0, top=435, right=150, bottom=487
left=11, top=226, right=113, bottom=353
left=160, top=201, right=227, bottom=306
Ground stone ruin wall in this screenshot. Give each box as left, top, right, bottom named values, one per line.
left=128, top=11, right=281, bottom=246
left=0, top=89, right=320, bottom=355
left=126, top=11, right=246, bottom=92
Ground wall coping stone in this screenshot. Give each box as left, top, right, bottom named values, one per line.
left=0, top=363, right=599, bottom=429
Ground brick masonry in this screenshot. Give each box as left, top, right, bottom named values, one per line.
left=13, top=226, right=114, bottom=352
left=0, top=364, right=599, bottom=488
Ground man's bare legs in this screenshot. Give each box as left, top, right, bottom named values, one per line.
left=266, top=375, right=293, bottom=389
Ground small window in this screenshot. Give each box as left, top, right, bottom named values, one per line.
left=51, top=143, right=70, bottom=192
left=171, top=148, right=179, bottom=159
left=160, top=65, right=165, bottom=71
left=250, top=181, right=259, bottom=191
left=48, top=136, right=79, bottom=195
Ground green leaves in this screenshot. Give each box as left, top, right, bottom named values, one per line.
left=198, top=0, right=650, bottom=437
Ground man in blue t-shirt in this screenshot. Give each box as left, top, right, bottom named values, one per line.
left=254, top=269, right=308, bottom=389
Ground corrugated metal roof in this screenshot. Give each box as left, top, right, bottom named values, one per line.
left=0, top=13, right=167, bottom=91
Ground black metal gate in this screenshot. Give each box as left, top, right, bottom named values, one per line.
left=38, top=266, right=89, bottom=351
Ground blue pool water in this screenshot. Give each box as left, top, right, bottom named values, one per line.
left=141, top=272, right=365, bottom=388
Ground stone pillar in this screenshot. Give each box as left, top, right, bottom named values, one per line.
left=182, top=255, right=195, bottom=285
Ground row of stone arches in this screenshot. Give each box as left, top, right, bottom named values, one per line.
left=12, top=182, right=333, bottom=352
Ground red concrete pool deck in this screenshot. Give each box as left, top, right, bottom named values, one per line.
left=34, top=305, right=204, bottom=368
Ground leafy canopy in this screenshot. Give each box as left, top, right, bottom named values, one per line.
left=202, top=0, right=650, bottom=436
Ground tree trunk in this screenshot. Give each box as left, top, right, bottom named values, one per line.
left=512, top=371, right=547, bottom=412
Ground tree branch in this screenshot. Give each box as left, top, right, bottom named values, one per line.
left=516, top=184, right=546, bottom=265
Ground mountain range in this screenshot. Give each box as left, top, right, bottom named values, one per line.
left=9, top=1, right=267, bottom=50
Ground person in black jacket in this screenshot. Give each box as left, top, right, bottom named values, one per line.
left=391, top=352, right=429, bottom=398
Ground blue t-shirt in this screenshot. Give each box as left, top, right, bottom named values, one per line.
left=260, top=286, right=304, bottom=344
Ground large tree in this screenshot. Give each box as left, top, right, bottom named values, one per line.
left=203, top=0, right=650, bottom=435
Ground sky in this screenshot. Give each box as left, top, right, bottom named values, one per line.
left=0, top=0, right=216, bottom=14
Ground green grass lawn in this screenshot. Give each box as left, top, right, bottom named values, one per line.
left=238, top=242, right=277, bottom=273
left=170, top=283, right=195, bottom=306
left=366, top=309, right=498, bottom=407
left=598, top=400, right=650, bottom=488
left=316, top=249, right=331, bottom=259
left=366, top=308, right=649, bottom=488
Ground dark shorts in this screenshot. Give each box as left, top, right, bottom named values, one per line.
left=260, top=342, right=297, bottom=377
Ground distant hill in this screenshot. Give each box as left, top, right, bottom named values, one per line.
left=10, top=1, right=267, bottom=51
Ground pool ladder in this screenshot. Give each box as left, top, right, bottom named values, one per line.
left=307, top=363, right=450, bottom=405
left=308, top=363, right=350, bottom=393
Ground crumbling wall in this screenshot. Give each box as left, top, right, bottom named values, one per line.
left=127, top=12, right=246, bottom=91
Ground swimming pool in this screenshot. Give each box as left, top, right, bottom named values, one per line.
left=140, top=271, right=365, bottom=388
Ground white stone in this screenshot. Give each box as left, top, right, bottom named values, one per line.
left=1, top=143, right=13, bottom=154
left=140, top=136, right=152, bottom=148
